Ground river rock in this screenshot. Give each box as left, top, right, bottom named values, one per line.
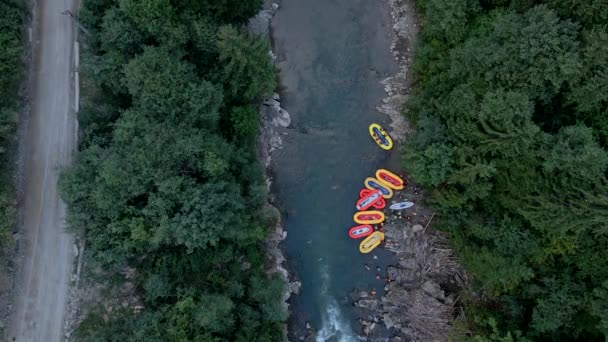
left=246, top=10, right=273, bottom=38
left=274, top=108, right=291, bottom=127
left=262, top=98, right=291, bottom=128
left=387, top=266, right=418, bottom=287
left=356, top=298, right=380, bottom=311
left=272, top=2, right=279, bottom=10
left=289, top=281, right=302, bottom=295
left=383, top=313, right=398, bottom=330
left=363, top=322, right=377, bottom=335
left=412, top=224, right=423, bottom=233
left=421, top=280, right=445, bottom=301
left=263, top=97, right=280, bottom=107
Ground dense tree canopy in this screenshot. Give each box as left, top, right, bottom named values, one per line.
left=61, top=0, right=285, bottom=340
left=0, top=1, right=24, bottom=250
left=406, top=0, right=608, bottom=340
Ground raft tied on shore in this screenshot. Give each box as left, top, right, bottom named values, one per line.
left=376, top=169, right=405, bottom=190
left=359, top=231, right=385, bottom=254
left=354, top=210, right=385, bottom=224
left=356, top=189, right=383, bottom=211
left=359, top=189, right=386, bottom=209
left=348, top=224, right=374, bottom=239
left=368, top=123, right=393, bottom=150
left=364, top=177, right=394, bottom=198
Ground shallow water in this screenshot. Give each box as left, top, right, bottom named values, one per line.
left=270, top=0, right=399, bottom=339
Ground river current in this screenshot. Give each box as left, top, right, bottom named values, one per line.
left=271, top=0, right=399, bottom=339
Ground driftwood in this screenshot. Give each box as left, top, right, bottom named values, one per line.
left=369, top=219, right=469, bottom=341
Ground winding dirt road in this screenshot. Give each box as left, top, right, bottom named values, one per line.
left=8, top=0, right=78, bottom=340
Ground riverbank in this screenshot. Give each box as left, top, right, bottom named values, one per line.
left=350, top=0, right=469, bottom=340
left=257, top=0, right=469, bottom=340
left=248, top=3, right=299, bottom=340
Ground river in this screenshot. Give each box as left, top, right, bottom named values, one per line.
left=270, top=0, right=399, bottom=339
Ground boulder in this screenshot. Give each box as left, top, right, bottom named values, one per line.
left=246, top=10, right=273, bottom=38
left=412, top=224, right=423, bottom=233
left=387, top=266, right=418, bottom=287
left=289, top=281, right=302, bottom=295
left=262, top=98, right=291, bottom=128
left=421, top=280, right=445, bottom=301
left=363, top=322, right=378, bottom=336
left=383, top=313, right=398, bottom=330
left=356, top=298, right=380, bottom=311
left=274, top=108, right=291, bottom=127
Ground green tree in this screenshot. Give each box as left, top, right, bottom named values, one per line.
left=63, top=0, right=285, bottom=340
left=216, top=25, right=276, bottom=102
left=404, top=1, right=608, bottom=340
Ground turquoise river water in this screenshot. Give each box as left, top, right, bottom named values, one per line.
left=271, top=0, right=400, bottom=340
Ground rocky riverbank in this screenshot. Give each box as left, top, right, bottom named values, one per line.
left=253, top=0, right=468, bottom=340
left=248, top=3, right=302, bottom=341
left=378, top=0, right=420, bottom=141
left=349, top=1, right=469, bottom=341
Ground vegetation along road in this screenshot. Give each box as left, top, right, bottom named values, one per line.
left=9, top=0, right=78, bottom=340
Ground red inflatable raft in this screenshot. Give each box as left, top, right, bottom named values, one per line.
left=356, top=189, right=383, bottom=211
left=348, top=224, right=374, bottom=239
left=359, top=189, right=386, bottom=209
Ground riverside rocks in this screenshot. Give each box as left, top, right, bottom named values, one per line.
left=249, top=4, right=292, bottom=341
left=351, top=178, right=467, bottom=341
left=351, top=2, right=469, bottom=338
left=378, top=0, right=420, bottom=142
left=352, top=213, right=467, bottom=341
left=247, top=10, right=273, bottom=37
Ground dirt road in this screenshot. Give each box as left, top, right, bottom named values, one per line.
left=8, top=0, right=78, bottom=340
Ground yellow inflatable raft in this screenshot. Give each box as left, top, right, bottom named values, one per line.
left=359, top=231, right=385, bottom=254
left=353, top=210, right=385, bottom=224
left=375, top=169, right=405, bottom=190
left=364, top=177, right=394, bottom=199
left=368, top=123, right=393, bottom=150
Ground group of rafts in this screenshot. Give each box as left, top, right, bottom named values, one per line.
left=350, top=123, right=414, bottom=254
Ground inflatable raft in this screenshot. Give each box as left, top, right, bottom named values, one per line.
left=358, top=189, right=386, bottom=209
left=359, top=231, right=385, bottom=254
left=390, top=201, right=415, bottom=210
left=364, top=177, right=394, bottom=199
left=356, top=189, right=383, bottom=211
left=376, top=169, right=405, bottom=190
left=368, top=123, right=393, bottom=150
left=354, top=210, right=385, bottom=224
left=348, top=224, right=374, bottom=239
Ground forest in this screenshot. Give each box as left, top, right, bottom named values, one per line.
left=59, top=0, right=286, bottom=340
left=404, top=0, right=608, bottom=340
left=0, top=0, right=24, bottom=251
